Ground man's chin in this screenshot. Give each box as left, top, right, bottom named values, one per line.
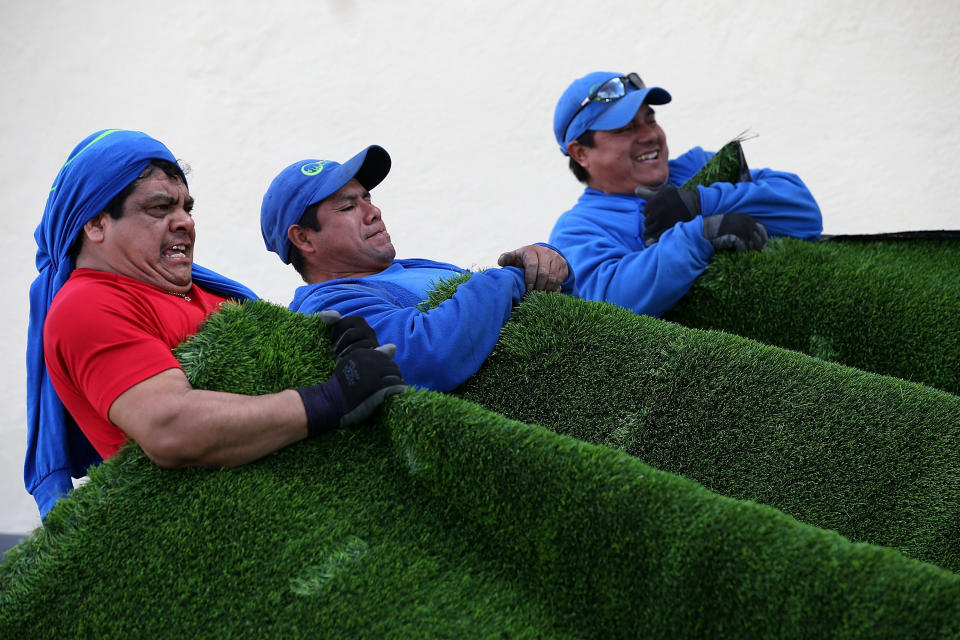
left=162, top=271, right=193, bottom=292
left=637, top=179, right=668, bottom=191
left=637, top=167, right=670, bottom=191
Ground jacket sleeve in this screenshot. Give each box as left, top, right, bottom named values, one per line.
left=550, top=211, right=713, bottom=318
left=696, top=168, right=823, bottom=240
left=669, top=146, right=822, bottom=240
left=295, top=269, right=527, bottom=392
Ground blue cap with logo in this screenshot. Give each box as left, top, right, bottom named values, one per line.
left=553, top=71, right=672, bottom=155
left=261, top=145, right=391, bottom=263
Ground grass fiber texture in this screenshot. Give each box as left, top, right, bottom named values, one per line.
left=663, top=235, right=960, bottom=396
left=668, top=133, right=960, bottom=395
left=2, top=299, right=958, bottom=638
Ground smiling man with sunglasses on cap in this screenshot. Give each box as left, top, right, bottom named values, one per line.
left=550, top=71, right=823, bottom=317
left=261, top=145, right=573, bottom=392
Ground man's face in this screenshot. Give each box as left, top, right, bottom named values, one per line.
left=302, top=178, right=396, bottom=280
left=571, top=104, right=670, bottom=194
left=93, top=169, right=196, bottom=293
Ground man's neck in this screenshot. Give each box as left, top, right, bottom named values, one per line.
left=305, top=264, right=392, bottom=285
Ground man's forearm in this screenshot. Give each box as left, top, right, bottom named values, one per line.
left=109, top=368, right=308, bottom=468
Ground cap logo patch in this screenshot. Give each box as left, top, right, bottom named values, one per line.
left=301, top=160, right=331, bottom=176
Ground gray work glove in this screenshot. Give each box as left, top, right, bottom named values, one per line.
left=638, top=185, right=702, bottom=247
left=317, top=309, right=381, bottom=357
left=702, top=213, right=768, bottom=252
left=297, top=343, right=407, bottom=436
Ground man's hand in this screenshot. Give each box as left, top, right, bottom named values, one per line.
left=297, top=344, right=407, bottom=435
left=497, top=245, right=569, bottom=292
left=318, top=310, right=380, bottom=357
left=702, top=213, right=768, bottom=252
left=640, top=185, right=702, bottom=247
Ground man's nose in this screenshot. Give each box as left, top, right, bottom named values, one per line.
left=170, top=207, right=195, bottom=232
left=361, top=201, right=381, bottom=222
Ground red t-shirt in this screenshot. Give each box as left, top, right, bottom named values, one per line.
left=43, top=269, right=230, bottom=458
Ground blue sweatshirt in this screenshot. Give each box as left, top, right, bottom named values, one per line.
left=289, top=257, right=573, bottom=392
left=549, top=146, right=823, bottom=317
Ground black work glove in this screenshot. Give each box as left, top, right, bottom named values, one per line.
left=297, top=344, right=407, bottom=436
left=702, top=213, right=768, bottom=252
left=317, top=310, right=380, bottom=357
left=638, top=185, right=702, bottom=247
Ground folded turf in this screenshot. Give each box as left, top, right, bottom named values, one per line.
left=2, top=300, right=957, bottom=638
left=457, top=292, right=960, bottom=572
left=663, top=235, right=960, bottom=395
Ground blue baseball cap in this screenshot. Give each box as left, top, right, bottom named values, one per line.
left=261, top=145, right=391, bottom=263
left=553, top=71, right=672, bottom=155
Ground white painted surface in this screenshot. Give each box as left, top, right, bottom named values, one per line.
left=2, top=0, right=957, bottom=532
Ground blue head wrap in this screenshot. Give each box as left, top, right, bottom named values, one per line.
left=26, top=129, right=258, bottom=518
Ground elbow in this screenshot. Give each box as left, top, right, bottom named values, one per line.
left=137, top=428, right=205, bottom=469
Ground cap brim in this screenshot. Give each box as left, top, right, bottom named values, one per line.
left=590, top=87, right=672, bottom=132
left=351, top=145, right=391, bottom=193
left=306, top=145, right=392, bottom=208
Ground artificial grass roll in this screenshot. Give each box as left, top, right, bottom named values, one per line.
left=388, top=391, right=960, bottom=638
left=3, top=380, right=958, bottom=636
left=456, top=291, right=960, bottom=572
left=3, top=299, right=958, bottom=637
left=0, top=420, right=563, bottom=638
left=663, top=235, right=960, bottom=395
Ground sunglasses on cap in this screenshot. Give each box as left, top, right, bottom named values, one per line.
left=561, top=73, right=647, bottom=143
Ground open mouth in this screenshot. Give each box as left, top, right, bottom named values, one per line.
left=164, top=244, right=190, bottom=259
left=634, top=150, right=659, bottom=162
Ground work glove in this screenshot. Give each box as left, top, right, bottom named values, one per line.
left=297, top=343, right=407, bottom=436
left=637, top=185, right=702, bottom=247
left=317, top=309, right=380, bottom=357
left=702, top=213, right=768, bottom=252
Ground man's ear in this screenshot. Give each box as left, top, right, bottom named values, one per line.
left=567, top=140, right=590, bottom=169
left=287, top=224, right=316, bottom=254
left=82, top=213, right=110, bottom=244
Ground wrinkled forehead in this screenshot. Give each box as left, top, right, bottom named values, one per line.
left=123, top=167, right=193, bottom=208
left=136, top=162, right=187, bottom=185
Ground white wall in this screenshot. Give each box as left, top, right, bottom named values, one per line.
left=2, top=0, right=957, bottom=532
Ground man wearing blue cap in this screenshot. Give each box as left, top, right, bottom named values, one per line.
left=261, top=145, right=573, bottom=392
left=551, top=71, right=823, bottom=317
left=28, top=130, right=406, bottom=518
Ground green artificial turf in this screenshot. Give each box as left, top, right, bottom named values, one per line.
left=2, top=299, right=958, bottom=638
left=681, top=135, right=752, bottom=188
left=457, top=291, right=960, bottom=571
left=663, top=236, right=960, bottom=395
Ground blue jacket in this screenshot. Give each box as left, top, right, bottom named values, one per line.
left=289, top=257, right=572, bottom=392
left=549, top=146, right=822, bottom=317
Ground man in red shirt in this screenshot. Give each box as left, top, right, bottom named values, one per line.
left=27, top=129, right=405, bottom=517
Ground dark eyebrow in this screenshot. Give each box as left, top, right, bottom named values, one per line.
left=141, top=192, right=176, bottom=207
left=332, top=189, right=371, bottom=206
left=141, top=191, right=194, bottom=209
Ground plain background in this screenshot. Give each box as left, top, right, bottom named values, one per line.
left=2, top=0, right=958, bottom=535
